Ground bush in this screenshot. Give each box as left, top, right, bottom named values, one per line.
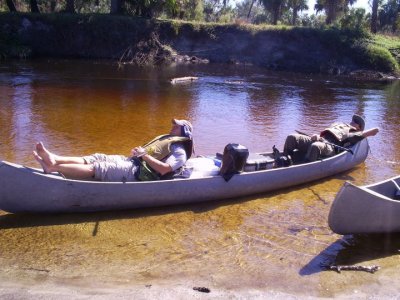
left=365, top=44, right=399, bottom=72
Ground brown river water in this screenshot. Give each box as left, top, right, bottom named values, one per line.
left=0, top=59, right=400, bottom=298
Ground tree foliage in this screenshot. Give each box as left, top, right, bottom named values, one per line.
left=315, top=0, right=356, bottom=24
left=288, top=0, right=308, bottom=25
left=236, top=0, right=270, bottom=23
left=171, top=0, right=204, bottom=20
left=259, top=0, right=286, bottom=24
left=5, top=0, right=17, bottom=12
left=203, top=0, right=235, bottom=22
left=0, top=0, right=399, bottom=34
left=340, top=7, right=369, bottom=30
left=379, top=0, right=400, bottom=32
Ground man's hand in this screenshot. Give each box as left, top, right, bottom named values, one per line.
left=311, top=134, right=320, bottom=142
left=131, top=146, right=147, bottom=158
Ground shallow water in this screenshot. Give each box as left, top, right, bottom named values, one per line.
left=0, top=60, right=400, bottom=297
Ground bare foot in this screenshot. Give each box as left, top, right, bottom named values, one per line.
left=33, top=151, right=55, bottom=174
left=35, top=142, right=57, bottom=166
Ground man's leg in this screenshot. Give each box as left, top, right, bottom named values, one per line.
left=50, top=164, right=95, bottom=179
left=33, top=142, right=135, bottom=181
left=306, top=142, right=335, bottom=162
left=35, top=142, right=86, bottom=165
left=284, top=134, right=312, bottom=157
left=34, top=151, right=95, bottom=179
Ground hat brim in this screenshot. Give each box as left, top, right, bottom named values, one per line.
left=172, top=119, right=185, bottom=126
left=352, top=114, right=365, bottom=131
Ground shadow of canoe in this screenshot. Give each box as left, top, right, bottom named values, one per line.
left=300, top=233, right=400, bottom=275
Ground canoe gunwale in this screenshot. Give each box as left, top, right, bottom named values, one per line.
left=0, top=143, right=361, bottom=185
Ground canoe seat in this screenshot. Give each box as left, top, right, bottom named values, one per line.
left=394, top=189, right=400, bottom=200
left=244, top=154, right=275, bottom=172
left=216, top=152, right=276, bottom=172
left=391, top=180, right=400, bottom=200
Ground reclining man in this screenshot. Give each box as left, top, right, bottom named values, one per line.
left=33, top=119, right=193, bottom=182
left=284, top=114, right=379, bottom=162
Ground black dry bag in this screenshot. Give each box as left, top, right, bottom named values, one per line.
left=219, top=143, right=249, bottom=182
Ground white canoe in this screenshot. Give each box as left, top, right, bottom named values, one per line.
left=328, top=174, right=400, bottom=234
left=0, top=139, right=369, bottom=214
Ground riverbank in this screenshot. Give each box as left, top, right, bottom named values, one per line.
left=2, top=276, right=400, bottom=300
left=0, top=13, right=399, bottom=78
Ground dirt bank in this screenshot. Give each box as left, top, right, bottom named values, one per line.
left=0, top=13, right=399, bottom=77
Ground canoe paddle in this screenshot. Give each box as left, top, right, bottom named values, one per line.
left=295, top=130, right=354, bottom=155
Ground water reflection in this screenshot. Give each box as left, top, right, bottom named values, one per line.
left=0, top=59, right=400, bottom=296
left=1, top=60, right=399, bottom=164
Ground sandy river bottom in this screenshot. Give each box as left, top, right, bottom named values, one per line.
left=1, top=169, right=400, bottom=299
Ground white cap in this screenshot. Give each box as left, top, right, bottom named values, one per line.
left=172, top=119, right=193, bottom=139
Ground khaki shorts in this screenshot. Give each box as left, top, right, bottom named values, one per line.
left=83, top=153, right=138, bottom=182
left=284, top=134, right=335, bottom=162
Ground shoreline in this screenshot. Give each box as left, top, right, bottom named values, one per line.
left=2, top=270, right=400, bottom=300
left=0, top=13, right=399, bottom=79
left=0, top=281, right=310, bottom=300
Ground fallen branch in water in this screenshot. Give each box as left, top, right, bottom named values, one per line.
left=193, top=286, right=210, bottom=293
left=322, top=264, right=380, bottom=274
left=170, top=76, right=198, bottom=84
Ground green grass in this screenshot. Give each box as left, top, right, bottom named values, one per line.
left=373, top=34, right=400, bottom=49
left=365, top=43, right=399, bottom=71
left=367, top=34, right=400, bottom=71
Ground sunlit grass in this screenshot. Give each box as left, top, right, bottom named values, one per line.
left=369, top=34, right=400, bottom=71
left=373, top=34, right=400, bottom=49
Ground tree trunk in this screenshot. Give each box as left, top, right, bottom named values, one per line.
left=393, top=6, right=399, bottom=32
left=50, top=0, right=56, bottom=12
left=111, top=0, right=122, bottom=14
left=292, top=7, right=298, bottom=25
left=273, top=6, right=280, bottom=24
left=326, top=0, right=337, bottom=24
left=370, top=0, right=378, bottom=33
left=5, top=0, right=17, bottom=12
left=30, top=0, right=40, bottom=13
left=66, top=0, right=75, bottom=13
left=247, top=0, right=256, bottom=19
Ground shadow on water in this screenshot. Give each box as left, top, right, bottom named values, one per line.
left=300, top=233, right=400, bottom=275
left=0, top=191, right=272, bottom=232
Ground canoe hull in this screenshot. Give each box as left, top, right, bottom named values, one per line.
left=0, top=139, right=369, bottom=213
left=328, top=174, right=400, bottom=234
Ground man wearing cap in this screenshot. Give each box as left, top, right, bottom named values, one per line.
left=33, top=119, right=194, bottom=182
left=284, top=114, right=379, bottom=162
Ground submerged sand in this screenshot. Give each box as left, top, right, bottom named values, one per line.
left=1, top=170, right=400, bottom=299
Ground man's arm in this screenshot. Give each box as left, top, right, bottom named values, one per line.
left=362, top=127, right=379, bottom=138
left=141, top=154, right=172, bottom=176
left=131, top=146, right=173, bottom=175
left=133, top=144, right=187, bottom=176
left=344, top=127, right=380, bottom=146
